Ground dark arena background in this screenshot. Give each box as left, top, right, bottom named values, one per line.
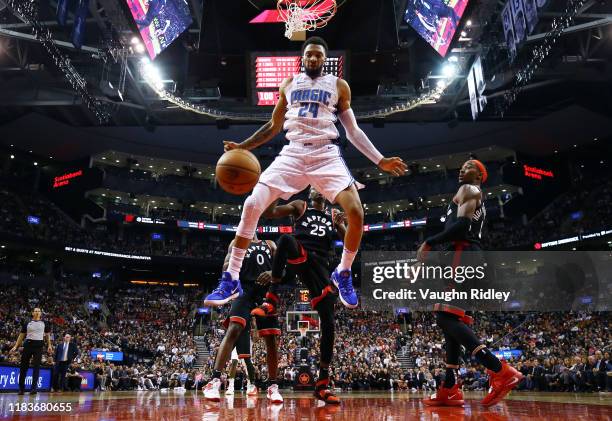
left=0, top=0, right=611, bottom=420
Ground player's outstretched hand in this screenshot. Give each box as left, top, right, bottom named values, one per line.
left=223, top=141, right=241, bottom=152
left=9, top=346, right=17, bottom=354
left=256, top=271, right=273, bottom=286
left=379, top=157, right=407, bottom=177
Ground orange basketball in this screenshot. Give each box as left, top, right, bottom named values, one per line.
left=215, top=149, right=261, bottom=195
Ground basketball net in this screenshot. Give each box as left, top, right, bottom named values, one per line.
left=277, top=0, right=337, bottom=40
left=298, top=321, right=309, bottom=338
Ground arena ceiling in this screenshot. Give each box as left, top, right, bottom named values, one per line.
left=0, top=0, right=610, bottom=163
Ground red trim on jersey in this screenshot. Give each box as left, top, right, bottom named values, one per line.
left=258, top=328, right=281, bottom=337
left=287, top=244, right=308, bottom=264
left=223, top=316, right=247, bottom=329
left=433, top=303, right=473, bottom=325
left=238, top=354, right=251, bottom=359
left=311, top=285, right=334, bottom=309
left=265, top=292, right=280, bottom=304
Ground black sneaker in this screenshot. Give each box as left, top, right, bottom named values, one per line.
left=29, top=390, right=37, bottom=395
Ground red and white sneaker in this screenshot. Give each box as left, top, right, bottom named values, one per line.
left=266, top=384, right=283, bottom=404
left=481, top=362, right=524, bottom=407
left=247, top=383, right=259, bottom=397
left=423, top=382, right=464, bottom=406
left=203, top=378, right=221, bottom=402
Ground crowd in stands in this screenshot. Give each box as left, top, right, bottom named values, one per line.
left=0, top=281, right=200, bottom=392
left=0, top=272, right=609, bottom=394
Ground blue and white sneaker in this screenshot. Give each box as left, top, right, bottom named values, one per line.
left=331, top=268, right=358, bottom=308
left=204, top=272, right=243, bottom=307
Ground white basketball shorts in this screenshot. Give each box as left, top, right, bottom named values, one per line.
left=258, top=141, right=364, bottom=203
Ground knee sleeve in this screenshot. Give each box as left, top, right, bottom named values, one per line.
left=236, top=183, right=281, bottom=239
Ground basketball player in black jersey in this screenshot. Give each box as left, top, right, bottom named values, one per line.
left=416, top=159, right=523, bottom=407
left=254, top=187, right=346, bottom=404
left=203, top=234, right=284, bottom=404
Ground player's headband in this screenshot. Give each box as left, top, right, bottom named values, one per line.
left=470, top=160, right=488, bottom=183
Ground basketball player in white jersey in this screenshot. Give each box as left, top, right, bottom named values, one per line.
left=205, top=36, right=407, bottom=309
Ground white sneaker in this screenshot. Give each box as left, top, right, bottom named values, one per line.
left=247, top=396, right=257, bottom=408
left=225, top=386, right=234, bottom=396
left=203, top=378, right=221, bottom=402
left=266, top=384, right=283, bottom=404
left=247, top=384, right=258, bottom=397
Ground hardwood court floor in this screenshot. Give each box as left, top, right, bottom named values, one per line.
left=0, top=390, right=610, bottom=420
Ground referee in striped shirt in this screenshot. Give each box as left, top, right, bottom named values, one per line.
left=9, top=307, right=52, bottom=395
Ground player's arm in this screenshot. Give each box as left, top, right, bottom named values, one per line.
left=336, top=78, right=407, bottom=177
left=222, top=239, right=237, bottom=272
left=224, top=78, right=292, bottom=152
left=262, top=199, right=306, bottom=220
left=416, top=185, right=481, bottom=260
left=9, top=333, right=25, bottom=352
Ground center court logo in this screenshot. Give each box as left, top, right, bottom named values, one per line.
left=372, top=262, right=486, bottom=284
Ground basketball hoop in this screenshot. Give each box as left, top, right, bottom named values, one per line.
left=297, top=320, right=309, bottom=337
left=277, top=0, right=337, bottom=40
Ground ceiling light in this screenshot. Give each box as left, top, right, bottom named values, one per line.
left=460, top=31, right=467, bottom=37
left=466, top=20, right=472, bottom=26
left=130, top=36, right=140, bottom=45
left=442, top=63, right=458, bottom=77
left=135, top=43, right=145, bottom=54
left=10, top=155, right=14, bottom=159
left=33, top=162, right=38, bottom=166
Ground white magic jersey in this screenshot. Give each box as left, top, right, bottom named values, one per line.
left=283, top=73, right=340, bottom=143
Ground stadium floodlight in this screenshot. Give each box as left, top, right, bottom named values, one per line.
left=442, top=63, right=458, bottom=78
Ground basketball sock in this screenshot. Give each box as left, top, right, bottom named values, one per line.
left=473, top=347, right=503, bottom=373
left=227, top=247, right=246, bottom=280
left=212, top=370, right=222, bottom=380
left=444, top=368, right=457, bottom=388
left=338, top=248, right=357, bottom=272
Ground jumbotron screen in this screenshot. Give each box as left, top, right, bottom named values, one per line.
left=404, top=0, right=470, bottom=56
left=125, top=0, right=193, bottom=59
left=250, top=51, right=346, bottom=106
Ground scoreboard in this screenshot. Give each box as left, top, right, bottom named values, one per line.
left=250, top=51, right=346, bottom=106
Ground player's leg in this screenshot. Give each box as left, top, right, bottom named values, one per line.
left=226, top=349, right=239, bottom=396
left=257, top=315, right=283, bottom=403
left=234, top=326, right=257, bottom=395
left=312, top=293, right=340, bottom=404
left=204, top=295, right=251, bottom=401
left=252, top=234, right=303, bottom=316
left=204, top=183, right=284, bottom=306
left=423, top=331, right=464, bottom=406
left=330, top=184, right=362, bottom=308
left=436, top=311, right=523, bottom=406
